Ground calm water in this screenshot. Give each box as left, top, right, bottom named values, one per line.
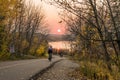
left=49, top=41, right=70, bottom=49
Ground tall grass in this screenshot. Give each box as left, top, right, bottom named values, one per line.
left=70, top=53, right=120, bottom=80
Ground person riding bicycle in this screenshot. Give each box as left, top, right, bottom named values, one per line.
left=48, top=46, right=53, bottom=61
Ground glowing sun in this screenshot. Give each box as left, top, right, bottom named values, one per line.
left=57, top=29, right=61, bottom=32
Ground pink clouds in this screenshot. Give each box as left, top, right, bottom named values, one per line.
left=29, top=0, right=66, bottom=34
left=47, top=19, right=65, bottom=34
left=42, top=2, right=66, bottom=34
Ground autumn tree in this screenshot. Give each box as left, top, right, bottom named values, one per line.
left=0, top=0, right=18, bottom=59
left=9, top=0, right=48, bottom=56
left=0, top=0, right=48, bottom=59
left=50, top=0, right=120, bottom=71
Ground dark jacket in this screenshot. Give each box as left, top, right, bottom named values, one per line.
left=48, top=48, right=53, bottom=53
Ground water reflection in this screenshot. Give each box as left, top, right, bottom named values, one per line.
left=49, top=41, right=70, bottom=50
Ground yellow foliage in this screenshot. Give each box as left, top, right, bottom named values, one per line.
left=36, top=45, right=46, bottom=56
left=29, top=48, right=35, bottom=55
left=78, top=60, right=115, bottom=80
left=21, top=40, right=29, bottom=48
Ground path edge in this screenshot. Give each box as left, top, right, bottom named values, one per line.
left=28, top=59, right=63, bottom=80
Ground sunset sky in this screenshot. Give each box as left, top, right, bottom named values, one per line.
left=31, top=0, right=66, bottom=35
left=27, top=0, right=68, bottom=49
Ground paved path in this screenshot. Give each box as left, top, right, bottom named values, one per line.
left=0, top=56, right=62, bottom=80
left=37, top=58, right=79, bottom=80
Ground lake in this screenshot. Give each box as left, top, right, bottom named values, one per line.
left=49, top=41, right=71, bottom=50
